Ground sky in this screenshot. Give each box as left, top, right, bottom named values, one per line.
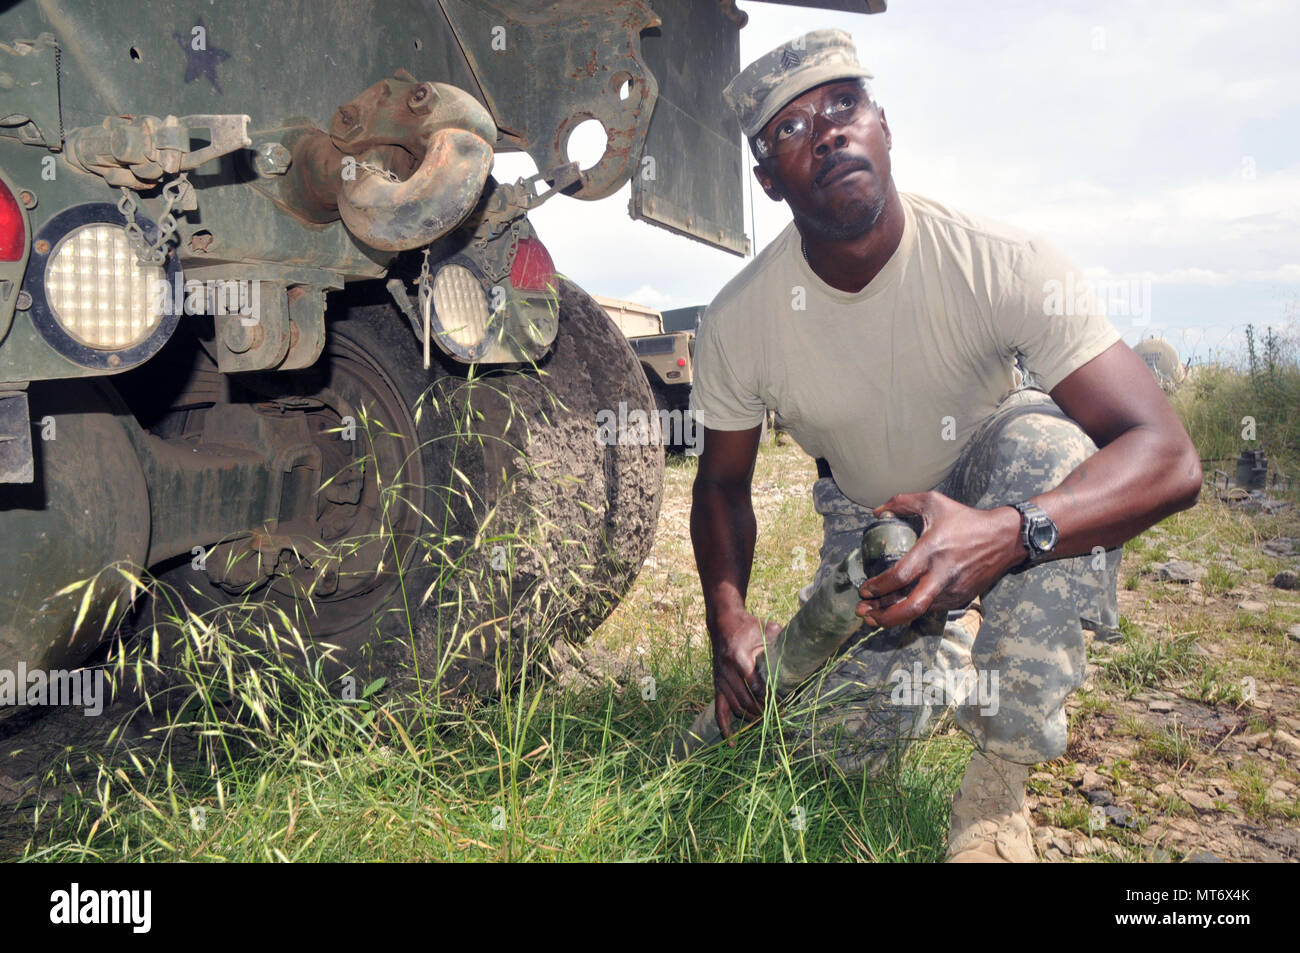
left=491, top=0, right=1299, bottom=365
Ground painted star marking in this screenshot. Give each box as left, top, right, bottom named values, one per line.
left=173, top=18, right=231, bottom=94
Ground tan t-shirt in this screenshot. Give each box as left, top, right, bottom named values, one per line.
left=690, top=192, right=1121, bottom=508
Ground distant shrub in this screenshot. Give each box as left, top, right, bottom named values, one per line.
left=1170, top=323, right=1300, bottom=488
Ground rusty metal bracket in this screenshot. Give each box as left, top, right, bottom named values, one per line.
left=282, top=284, right=327, bottom=371
left=475, top=162, right=580, bottom=242
left=213, top=282, right=291, bottom=374
left=64, top=113, right=251, bottom=189
left=453, top=165, right=577, bottom=280
left=185, top=264, right=338, bottom=373
left=386, top=277, right=424, bottom=343
left=438, top=0, right=661, bottom=201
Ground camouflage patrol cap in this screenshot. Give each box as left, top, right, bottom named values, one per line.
left=724, top=29, right=874, bottom=140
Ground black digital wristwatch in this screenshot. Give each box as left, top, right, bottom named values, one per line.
left=1008, top=500, right=1060, bottom=572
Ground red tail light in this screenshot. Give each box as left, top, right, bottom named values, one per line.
left=509, top=236, right=555, bottom=292
left=0, top=179, right=25, bottom=262
left=677, top=357, right=687, bottom=367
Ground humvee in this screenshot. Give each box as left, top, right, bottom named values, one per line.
left=595, top=294, right=694, bottom=451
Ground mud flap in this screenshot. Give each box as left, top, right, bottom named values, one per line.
left=632, top=0, right=749, bottom=256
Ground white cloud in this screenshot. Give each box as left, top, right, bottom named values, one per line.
left=991, top=166, right=1300, bottom=277
left=617, top=284, right=677, bottom=311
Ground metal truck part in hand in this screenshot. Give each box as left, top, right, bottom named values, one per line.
left=672, top=515, right=919, bottom=760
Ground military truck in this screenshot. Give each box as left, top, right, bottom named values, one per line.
left=661, top=305, right=705, bottom=336
left=596, top=294, right=694, bottom=451
left=0, top=0, right=886, bottom=705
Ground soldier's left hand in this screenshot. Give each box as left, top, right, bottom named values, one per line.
left=855, top=491, right=1023, bottom=628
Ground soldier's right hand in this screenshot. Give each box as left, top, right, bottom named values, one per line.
left=710, top=610, right=782, bottom=739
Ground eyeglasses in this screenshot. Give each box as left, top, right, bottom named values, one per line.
left=754, top=82, right=873, bottom=159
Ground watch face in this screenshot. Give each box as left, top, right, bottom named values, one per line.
left=1029, top=518, right=1059, bottom=553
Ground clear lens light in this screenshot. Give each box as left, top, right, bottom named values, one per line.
left=45, top=224, right=165, bottom=350
left=431, top=264, right=490, bottom=350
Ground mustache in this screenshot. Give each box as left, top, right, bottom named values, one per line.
left=814, top=154, right=872, bottom=188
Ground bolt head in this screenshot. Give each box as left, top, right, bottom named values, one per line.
left=221, top=318, right=261, bottom=354
left=253, top=142, right=293, bottom=176
left=408, top=82, right=437, bottom=115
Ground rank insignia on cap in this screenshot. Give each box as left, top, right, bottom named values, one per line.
left=723, top=29, right=875, bottom=139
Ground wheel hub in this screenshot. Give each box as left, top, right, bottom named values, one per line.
left=196, top=335, right=425, bottom=640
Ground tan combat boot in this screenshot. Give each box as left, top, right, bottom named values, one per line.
left=945, top=750, right=1038, bottom=862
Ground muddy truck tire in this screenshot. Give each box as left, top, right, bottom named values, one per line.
left=382, top=279, right=664, bottom=694
left=144, top=280, right=662, bottom=697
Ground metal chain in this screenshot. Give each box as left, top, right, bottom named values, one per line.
left=471, top=219, right=522, bottom=284
left=116, top=189, right=148, bottom=260
left=118, top=171, right=190, bottom=266
left=357, top=160, right=400, bottom=183
left=507, top=219, right=521, bottom=263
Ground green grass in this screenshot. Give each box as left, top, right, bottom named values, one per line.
left=1203, top=563, right=1241, bottom=596
left=15, top=617, right=968, bottom=862
left=1044, top=798, right=1092, bottom=833
left=1136, top=723, right=1205, bottom=770
left=1228, top=762, right=1300, bottom=822
left=1115, top=716, right=1205, bottom=770
left=1072, top=688, right=1114, bottom=720
left=1108, top=758, right=1139, bottom=787
left=1188, top=663, right=1245, bottom=706
left=1097, top=624, right=1203, bottom=698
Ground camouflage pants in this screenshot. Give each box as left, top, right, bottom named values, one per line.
left=787, top=388, right=1121, bottom=774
